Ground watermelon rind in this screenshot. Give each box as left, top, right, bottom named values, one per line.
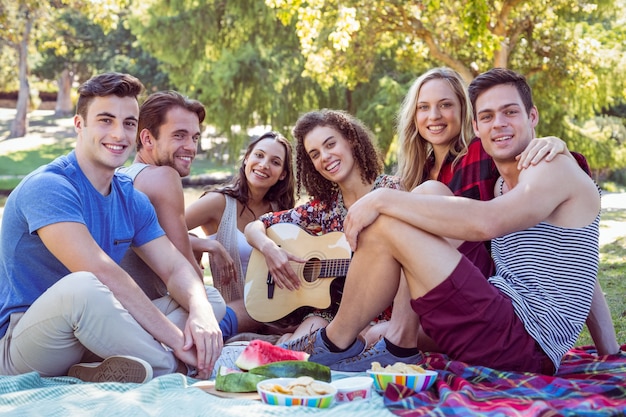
left=214, top=366, right=269, bottom=393
left=248, top=360, right=331, bottom=382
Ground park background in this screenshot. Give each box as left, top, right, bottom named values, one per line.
left=0, top=0, right=625, bottom=348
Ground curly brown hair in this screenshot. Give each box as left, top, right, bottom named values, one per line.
left=292, top=109, right=383, bottom=203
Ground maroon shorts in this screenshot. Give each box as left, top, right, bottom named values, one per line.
left=457, top=240, right=494, bottom=278
left=411, top=255, right=555, bottom=374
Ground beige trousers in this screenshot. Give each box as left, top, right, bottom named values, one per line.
left=0, top=271, right=225, bottom=377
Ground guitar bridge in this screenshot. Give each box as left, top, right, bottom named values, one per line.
left=266, top=272, right=274, bottom=299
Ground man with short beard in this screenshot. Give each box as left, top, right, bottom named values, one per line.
left=118, top=91, right=226, bottom=320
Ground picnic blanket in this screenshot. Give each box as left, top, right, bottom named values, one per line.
left=0, top=345, right=624, bottom=416
left=384, top=344, right=626, bottom=416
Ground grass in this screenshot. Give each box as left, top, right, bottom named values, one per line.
left=583, top=236, right=626, bottom=346
left=0, top=142, right=76, bottom=189
left=1, top=110, right=624, bottom=350
left=0, top=110, right=235, bottom=191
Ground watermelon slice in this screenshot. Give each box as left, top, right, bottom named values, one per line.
left=235, top=339, right=309, bottom=370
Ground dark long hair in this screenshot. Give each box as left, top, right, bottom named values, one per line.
left=213, top=131, right=296, bottom=214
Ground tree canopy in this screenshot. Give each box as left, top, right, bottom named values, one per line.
left=1, top=0, right=624, bottom=176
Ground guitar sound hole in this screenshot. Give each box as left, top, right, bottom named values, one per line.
left=303, top=258, right=322, bottom=283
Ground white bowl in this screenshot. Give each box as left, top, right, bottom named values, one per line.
left=330, top=376, right=373, bottom=402
left=367, top=369, right=438, bottom=392
left=257, top=377, right=336, bottom=408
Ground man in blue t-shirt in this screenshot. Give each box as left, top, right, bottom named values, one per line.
left=0, top=72, right=222, bottom=383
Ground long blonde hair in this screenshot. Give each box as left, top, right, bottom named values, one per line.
left=396, top=67, right=474, bottom=191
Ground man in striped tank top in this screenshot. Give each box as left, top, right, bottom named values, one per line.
left=283, top=68, right=606, bottom=374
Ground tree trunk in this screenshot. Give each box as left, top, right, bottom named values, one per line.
left=345, top=88, right=354, bottom=114
left=9, top=14, right=33, bottom=139
left=55, top=69, right=74, bottom=117
left=493, top=43, right=510, bottom=69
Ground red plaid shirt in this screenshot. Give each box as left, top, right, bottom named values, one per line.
left=434, top=138, right=499, bottom=200
left=434, top=137, right=591, bottom=201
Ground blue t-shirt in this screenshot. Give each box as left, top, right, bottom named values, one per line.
left=0, top=151, right=165, bottom=337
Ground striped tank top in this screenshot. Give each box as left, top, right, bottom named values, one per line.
left=489, top=215, right=600, bottom=372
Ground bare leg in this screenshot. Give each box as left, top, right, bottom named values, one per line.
left=278, top=316, right=329, bottom=345
left=324, top=213, right=462, bottom=349
left=350, top=180, right=463, bottom=352
left=361, top=321, right=389, bottom=347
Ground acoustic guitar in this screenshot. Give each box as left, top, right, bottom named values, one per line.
left=243, top=223, right=351, bottom=322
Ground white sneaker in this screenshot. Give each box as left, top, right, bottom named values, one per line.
left=68, top=355, right=153, bottom=383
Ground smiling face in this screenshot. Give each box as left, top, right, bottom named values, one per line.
left=143, top=106, right=200, bottom=177
left=303, top=125, right=357, bottom=186
left=244, top=137, right=287, bottom=190
left=74, top=95, right=139, bottom=174
left=416, top=78, right=463, bottom=151
left=472, top=83, right=538, bottom=164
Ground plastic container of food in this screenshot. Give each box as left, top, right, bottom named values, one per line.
left=331, top=376, right=373, bottom=402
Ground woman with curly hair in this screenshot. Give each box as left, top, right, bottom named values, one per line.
left=245, top=109, right=399, bottom=344
left=185, top=131, right=295, bottom=341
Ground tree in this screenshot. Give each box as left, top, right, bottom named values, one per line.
left=129, top=0, right=343, bottom=163
left=129, top=0, right=624, bottom=173
left=0, top=1, right=38, bottom=137
left=0, top=0, right=130, bottom=138
left=267, top=0, right=626, bottom=169
left=34, top=7, right=171, bottom=117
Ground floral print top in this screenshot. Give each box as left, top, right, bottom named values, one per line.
left=259, top=174, right=401, bottom=235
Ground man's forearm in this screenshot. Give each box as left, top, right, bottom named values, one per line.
left=586, top=280, right=620, bottom=355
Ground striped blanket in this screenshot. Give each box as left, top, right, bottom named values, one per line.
left=0, top=345, right=624, bottom=416
left=383, top=344, right=626, bottom=416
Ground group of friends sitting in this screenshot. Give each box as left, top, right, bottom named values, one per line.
left=0, top=67, right=620, bottom=384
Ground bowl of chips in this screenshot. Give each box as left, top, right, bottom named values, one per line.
left=257, top=376, right=337, bottom=408
left=366, top=361, right=437, bottom=393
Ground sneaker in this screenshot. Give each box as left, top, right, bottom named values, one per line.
left=225, top=332, right=281, bottom=345
left=279, top=328, right=365, bottom=366
left=210, top=341, right=249, bottom=379
left=68, top=355, right=153, bottom=383
left=332, top=338, right=423, bottom=372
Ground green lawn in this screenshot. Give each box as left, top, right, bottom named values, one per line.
left=0, top=143, right=234, bottom=191
left=585, top=236, right=626, bottom=347
left=0, top=109, right=235, bottom=191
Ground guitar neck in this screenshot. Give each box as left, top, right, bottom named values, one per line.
left=319, top=258, right=351, bottom=278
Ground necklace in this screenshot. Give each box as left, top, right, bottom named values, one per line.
left=498, top=177, right=505, bottom=196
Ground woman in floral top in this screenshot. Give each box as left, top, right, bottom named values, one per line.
left=245, top=109, right=399, bottom=344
